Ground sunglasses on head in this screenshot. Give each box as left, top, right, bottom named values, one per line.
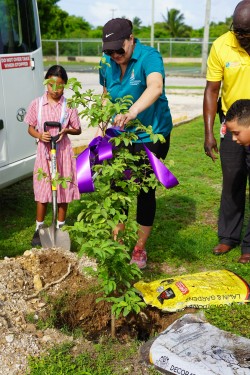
left=103, top=48, right=125, bottom=56
left=230, top=23, right=250, bottom=37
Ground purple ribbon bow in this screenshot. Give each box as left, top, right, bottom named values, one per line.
left=76, top=128, right=179, bottom=193
left=76, top=135, right=113, bottom=193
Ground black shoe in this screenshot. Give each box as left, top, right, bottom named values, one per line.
left=31, top=229, right=42, bottom=247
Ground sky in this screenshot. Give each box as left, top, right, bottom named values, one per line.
left=58, top=0, right=240, bottom=29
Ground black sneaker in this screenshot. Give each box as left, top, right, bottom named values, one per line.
left=31, top=229, right=41, bottom=247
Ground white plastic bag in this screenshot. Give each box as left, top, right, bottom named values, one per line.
left=150, top=314, right=250, bottom=375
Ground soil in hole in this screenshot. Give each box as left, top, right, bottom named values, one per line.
left=20, top=248, right=195, bottom=342
left=0, top=247, right=200, bottom=374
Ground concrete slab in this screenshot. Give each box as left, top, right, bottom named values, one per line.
left=65, top=72, right=204, bottom=152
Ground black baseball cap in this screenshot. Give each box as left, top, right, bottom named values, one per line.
left=102, top=18, right=132, bottom=51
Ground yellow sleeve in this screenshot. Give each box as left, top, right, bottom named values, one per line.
left=206, top=43, right=223, bottom=82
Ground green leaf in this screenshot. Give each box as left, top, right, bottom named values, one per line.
left=123, top=306, right=131, bottom=317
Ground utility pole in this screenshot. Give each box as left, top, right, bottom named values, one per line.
left=151, top=0, right=155, bottom=47
left=201, top=0, right=211, bottom=75
left=111, top=8, right=117, bottom=19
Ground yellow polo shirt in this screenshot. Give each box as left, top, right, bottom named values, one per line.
left=207, top=31, right=250, bottom=114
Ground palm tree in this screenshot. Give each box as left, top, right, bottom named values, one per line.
left=162, top=8, right=191, bottom=38
left=132, top=17, right=142, bottom=29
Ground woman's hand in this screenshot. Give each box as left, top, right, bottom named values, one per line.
left=113, top=72, right=163, bottom=130
left=114, top=108, right=138, bottom=129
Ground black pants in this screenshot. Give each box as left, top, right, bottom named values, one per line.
left=219, top=130, right=250, bottom=254
left=127, top=135, right=170, bottom=226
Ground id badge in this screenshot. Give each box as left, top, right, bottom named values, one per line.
left=220, top=120, right=226, bottom=138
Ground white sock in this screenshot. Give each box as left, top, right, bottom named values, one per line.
left=36, top=221, right=44, bottom=230
left=57, top=220, right=65, bottom=229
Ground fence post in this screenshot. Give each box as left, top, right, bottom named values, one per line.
left=201, top=0, right=211, bottom=75
left=56, top=40, right=59, bottom=65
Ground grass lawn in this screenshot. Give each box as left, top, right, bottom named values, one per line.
left=1, top=114, right=249, bottom=286
left=1, top=116, right=250, bottom=372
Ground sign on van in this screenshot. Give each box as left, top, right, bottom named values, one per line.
left=0, top=55, right=31, bottom=69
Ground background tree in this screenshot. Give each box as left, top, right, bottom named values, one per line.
left=88, top=26, right=103, bottom=38
left=190, top=15, right=232, bottom=38
left=209, top=16, right=232, bottom=38
left=132, top=16, right=142, bottom=33
left=162, top=8, right=191, bottom=38
left=37, top=2, right=233, bottom=41
left=37, top=0, right=66, bottom=37
left=154, top=22, right=170, bottom=38
left=63, top=16, right=91, bottom=38
left=37, top=0, right=91, bottom=38
left=133, top=16, right=142, bottom=28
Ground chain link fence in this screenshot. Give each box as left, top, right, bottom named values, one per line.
left=42, top=38, right=214, bottom=62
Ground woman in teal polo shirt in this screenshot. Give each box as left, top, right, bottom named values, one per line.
left=99, top=18, right=173, bottom=269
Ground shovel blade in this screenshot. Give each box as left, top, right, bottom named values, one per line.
left=39, top=226, right=71, bottom=251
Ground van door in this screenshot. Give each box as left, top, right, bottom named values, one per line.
left=0, top=0, right=44, bottom=189
left=0, top=53, right=41, bottom=166
left=0, top=66, right=7, bottom=167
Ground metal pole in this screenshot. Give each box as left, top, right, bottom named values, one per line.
left=201, top=0, right=211, bottom=75
left=150, top=0, right=155, bottom=47
left=56, top=40, right=59, bottom=65
left=111, top=8, right=117, bottom=18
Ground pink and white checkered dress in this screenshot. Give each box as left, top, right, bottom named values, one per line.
left=25, top=92, right=81, bottom=203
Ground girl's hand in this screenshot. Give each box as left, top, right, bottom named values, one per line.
left=57, top=128, right=67, bottom=142
left=40, top=131, right=51, bottom=143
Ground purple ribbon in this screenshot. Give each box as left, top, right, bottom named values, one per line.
left=143, top=145, right=179, bottom=188
left=76, top=135, right=113, bottom=193
left=76, top=128, right=178, bottom=193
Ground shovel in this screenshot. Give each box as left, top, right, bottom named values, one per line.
left=39, top=121, right=71, bottom=250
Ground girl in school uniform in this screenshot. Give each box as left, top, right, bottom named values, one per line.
left=25, top=65, right=81, bottom=246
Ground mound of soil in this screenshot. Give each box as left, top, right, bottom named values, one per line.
left=0, top=247, right=191, bottom=374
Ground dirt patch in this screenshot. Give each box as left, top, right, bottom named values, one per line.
left=0, top=248, right=194, bottom=374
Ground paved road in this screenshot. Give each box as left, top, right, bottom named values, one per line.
left=66, top=72, right=206, bottom=90
left=58, top=64, right=203, bottom=77
left=66, top=72, right=205, bottom=150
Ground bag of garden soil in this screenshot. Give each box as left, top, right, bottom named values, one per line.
left=134, top=269, right=250, bottom=312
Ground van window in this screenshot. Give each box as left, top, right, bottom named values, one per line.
left=0, top=0, right=40, bottom=54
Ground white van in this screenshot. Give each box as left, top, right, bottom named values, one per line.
left=0, top=0, right=44, bottom=189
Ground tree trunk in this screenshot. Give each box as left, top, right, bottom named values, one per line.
left=111, top=312, right=116, bottom=338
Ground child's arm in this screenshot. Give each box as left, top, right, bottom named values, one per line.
left=28, top=125, right=51, bottom=143
left=57, top=107, right=82, bottom=142
left=57, top=126, right=81, bottom=143
left=60, top=127, right=82, bottom=136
